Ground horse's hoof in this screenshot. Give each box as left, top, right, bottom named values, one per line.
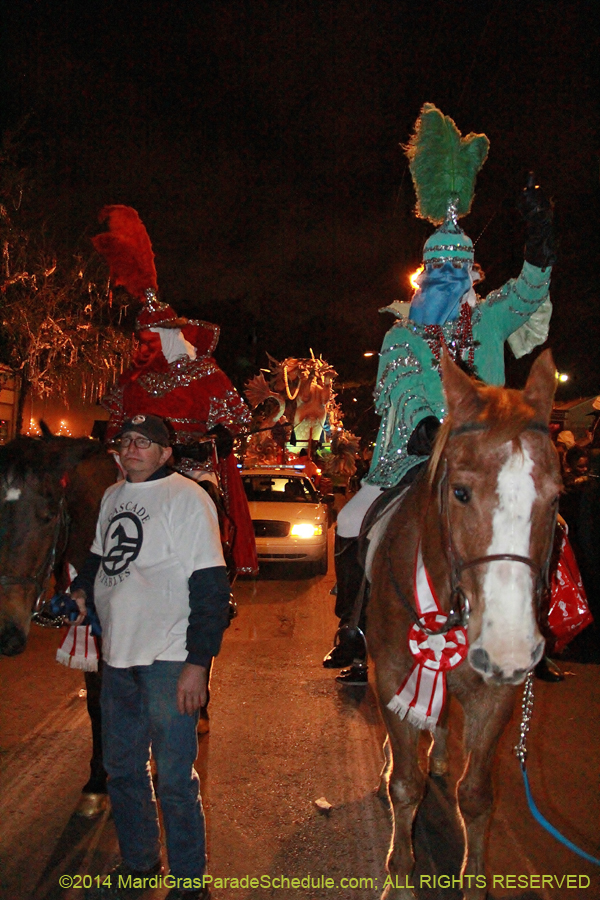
left=74, top=792, right=109, bottom=818
left=429, top=757, right=449, bottom=778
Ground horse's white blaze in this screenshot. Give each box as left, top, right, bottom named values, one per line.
left=4, top=487, right=21, bottom=502
left=479, top=443, right=542, bottom=675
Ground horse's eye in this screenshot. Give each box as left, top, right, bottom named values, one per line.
left=453, top=486, right=471, bottom=504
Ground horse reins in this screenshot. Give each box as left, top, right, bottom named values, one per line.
left=385, top=419, right=556, bottom=637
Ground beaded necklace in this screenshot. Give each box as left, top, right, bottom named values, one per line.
left=423, top=302, right=475, bottom=371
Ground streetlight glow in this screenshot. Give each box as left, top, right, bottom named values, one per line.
left=409, top=266, right=424, bottom=290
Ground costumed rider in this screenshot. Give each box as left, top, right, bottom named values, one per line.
left=92, top=205, right=258, bottom=579
left=324, top=103, right=556, bottom=685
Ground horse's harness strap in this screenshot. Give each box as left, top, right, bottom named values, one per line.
left=460, top=553, right=541, bottom=574
left=33, top=494, right=70, bottom=611
left=449, top=421, right=550, bottom=438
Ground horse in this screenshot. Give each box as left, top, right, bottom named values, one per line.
left=0, top=433, right=117, bottom=654
left=368, top=350, right=561, bottom=900
left=0, top=433, right=118, bottom=809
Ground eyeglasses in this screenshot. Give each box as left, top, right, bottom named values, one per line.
left=116, top=435, right=154, bottom=450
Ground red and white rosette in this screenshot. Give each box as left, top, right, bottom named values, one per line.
left=408, top=612, right=468, bottom=671
left=387, top=547, right=469, bottom=730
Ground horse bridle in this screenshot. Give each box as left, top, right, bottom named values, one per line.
left=0, top=492, right=70, bottom=614
left=387, top=420, right=557, bottom=638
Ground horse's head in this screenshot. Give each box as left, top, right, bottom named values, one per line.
left=0, top=435, right=110, bottom=656
left=433, top=350, right=562, bottom=685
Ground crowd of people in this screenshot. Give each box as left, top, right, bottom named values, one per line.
left=553, top=423, right=600, bottom=657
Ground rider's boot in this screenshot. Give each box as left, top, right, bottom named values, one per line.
left=534, top=655, right=565, bottom=682
left=323, top=534, right=367, bottom=669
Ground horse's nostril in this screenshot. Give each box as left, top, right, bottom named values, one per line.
left=469, top=647, right=491, bottom=673
left=0, top=622, right=27, bottom=656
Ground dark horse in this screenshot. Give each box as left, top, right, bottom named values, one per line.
left=368, top=351, right=561, bottom=900
left=0, top=433, right=118, bottom=804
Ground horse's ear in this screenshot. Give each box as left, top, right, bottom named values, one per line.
left=522, top=349, right=556, bottom=424
left=441, top=351, right=482, bottom=425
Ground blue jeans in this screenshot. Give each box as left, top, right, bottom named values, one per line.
left=101, top=662, right=205, bottom=877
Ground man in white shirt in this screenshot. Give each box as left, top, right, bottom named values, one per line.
left=72, top=414, right=229, bottom=900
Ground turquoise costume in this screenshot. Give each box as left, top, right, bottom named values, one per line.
left=325, top=103, right=557, bottom=685
left=366, top=261, right=552, bottom=489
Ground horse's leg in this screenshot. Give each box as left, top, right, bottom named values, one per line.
left=428, top=702, right=449, bottom=777
left=456, top=683, right=516, bottom=900
left=376, top=735, right=392, bottom=800
left=380, top=708, right=424, bottom=900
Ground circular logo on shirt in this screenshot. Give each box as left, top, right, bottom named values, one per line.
left=102, top=512, right=143, bottom=576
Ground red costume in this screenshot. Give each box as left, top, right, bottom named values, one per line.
left=94, top=206, right=258, bottom=575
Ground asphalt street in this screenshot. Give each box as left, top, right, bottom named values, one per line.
left=1, top=535, right=599, bottom=900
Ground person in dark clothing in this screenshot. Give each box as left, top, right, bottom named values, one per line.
left=71, top=414, right=229, bottom=900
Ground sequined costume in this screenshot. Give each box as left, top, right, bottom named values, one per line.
left=103, top=318, right=258, bottom=575
left=325, top=104, right=557, bottom=685
left=366, top=261, right=552, bottom=489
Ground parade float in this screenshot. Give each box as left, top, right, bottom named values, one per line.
left=243, top=352, right=358, bottom=488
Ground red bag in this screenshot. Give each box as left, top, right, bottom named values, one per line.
left=547, top=531, right=593, bottom=653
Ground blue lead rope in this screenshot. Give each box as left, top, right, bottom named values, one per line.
left=516, top=673, right=600, bottom=867
left=521, top=764, right=600, bottom=866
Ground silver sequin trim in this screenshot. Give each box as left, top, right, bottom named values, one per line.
left=137, top=357, right=221, bottom=396
left=520, top=270, right=550, bottom=289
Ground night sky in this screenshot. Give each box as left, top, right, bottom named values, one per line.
left=2, top=0, right=599, bottom=427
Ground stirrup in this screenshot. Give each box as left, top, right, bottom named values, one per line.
left=335, top=624, right=367, bottom=656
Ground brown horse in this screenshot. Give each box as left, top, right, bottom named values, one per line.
left=368, top=350, right=561, bottom=900
left=0, top=434, right=117, bottom=655
left=0, top=434, right=118, bottom=808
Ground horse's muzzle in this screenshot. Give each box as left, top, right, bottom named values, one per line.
left=468, top=640, right=544, bottom=684
left=0, top=622, right=28, bottom=656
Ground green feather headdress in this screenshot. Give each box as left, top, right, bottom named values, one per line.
left=405, top=103, right=489, bottom=226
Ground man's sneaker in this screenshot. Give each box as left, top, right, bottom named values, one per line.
left=336, top=663, right=368, bottom=685
left=165, top=887, right=211, bottom=900
left=88, top=859, right=163, bottom=898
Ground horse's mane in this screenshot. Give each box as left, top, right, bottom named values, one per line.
left=0, top=435, right=107, bottom=482
left=428, top=381, right=542, bottom=486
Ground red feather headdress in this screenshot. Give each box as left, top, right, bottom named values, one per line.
left=92, top=205, right=157, bottom=299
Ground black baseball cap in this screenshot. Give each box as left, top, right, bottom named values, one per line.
left=116, top=414, right=171, bottom=447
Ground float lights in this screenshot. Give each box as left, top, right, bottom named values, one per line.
left=556, top=372, right=569, bottom=383
left=409, top=266, right=424, bottom=290
left=363, top=351, right=376, bottom=358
